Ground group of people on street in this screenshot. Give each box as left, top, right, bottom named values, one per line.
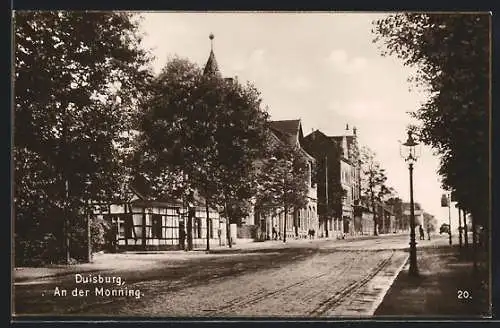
left=271, top=226, right=316, bottom=240
left=419, top=224, right=431, bottom=241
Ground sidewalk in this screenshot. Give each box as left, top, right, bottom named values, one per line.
left=374, top=244, right=491, bottom=318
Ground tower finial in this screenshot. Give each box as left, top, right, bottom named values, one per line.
left=209, top=33, right=214, bottom=51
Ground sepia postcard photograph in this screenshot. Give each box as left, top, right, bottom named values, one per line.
left=11, top=11, right=492, bottom=320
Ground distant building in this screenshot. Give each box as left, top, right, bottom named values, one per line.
left=203, top=35, right=318, bottom=242
left=303, top=124, right=368, bottom=238
left=399, top=202, right=423, bottom=231
left=243, top=119, right=319, bottom=240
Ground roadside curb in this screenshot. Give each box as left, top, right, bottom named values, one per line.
left=368, top=253, right=410, bottom=315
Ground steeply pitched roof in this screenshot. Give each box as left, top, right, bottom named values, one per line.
left=328, top=134, right=359, bottom=163
left=203, top=49, right=220, bottom=76
left=130, top=175, right=152, bottom=200
left=269, top=119, right=301, bottom=146
left=304, top=129, right=328, bottom=140
left=302, top=129, right=341, bottom=158
left=269, top=119, right=315, bottom=162
left=329, top=136, right=343, bottom=145
left=270, top=119, right=301, bottom=135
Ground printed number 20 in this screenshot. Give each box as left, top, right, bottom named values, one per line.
left=458, top=290, right=471, bottom=299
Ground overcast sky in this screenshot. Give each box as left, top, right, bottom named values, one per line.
left=138, top=12, right=459, bottom=228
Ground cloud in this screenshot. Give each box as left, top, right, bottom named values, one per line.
left=327, top=99, right=409, bottom=125
left=228, top=48, right=267, bottom=74
left=328, top=49, right=348, bottom=65
left=328, top=100, right=384, bottom=120
left=350, top=57, right=367, bottom=71
left=249, top=48, right=266, bottom=63
left=281, top=75, right=312, bottom=91
left=326, top=49, right=367, bottom=74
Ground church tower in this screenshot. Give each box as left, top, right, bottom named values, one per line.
left=203, top=33, right=221, bottom=77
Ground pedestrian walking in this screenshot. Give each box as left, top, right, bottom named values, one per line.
left=419, top=225, right=425, bottom=240
left=311, top=229, right=315, bottom=239
left=426, top=224, right=431, bottom=241
left=272, top=226, right=278, bottom=240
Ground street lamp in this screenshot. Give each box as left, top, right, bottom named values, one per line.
left=400, top=130, right=420, bottom=277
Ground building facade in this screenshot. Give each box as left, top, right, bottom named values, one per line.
left=330, top=125, right=364, bottom=237
left=245, top=119, right=319, bottom=241
left=93, top=177, right=226, bottom=251
left=303, top=129, right=341, bottom=238
left=303, top=125, right=367, bottom=239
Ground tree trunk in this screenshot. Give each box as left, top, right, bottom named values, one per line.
left=472, top=213, right=477, bottom=272
left=205, top=198, right=210, bottom=252
left=64, top=178, right=70, bottom=264
left=371, top=188, right=377, bottom=236
left=141, top=208, right=147, bottom=251
left=283, top=207, right=287, bottom=243
left=294, top=209, right=298, bottom=238
left=458, top=206, right=463, bottom=248
left=187, top=208, right=193, bottom=251
left=60, top=100, right=71, bottom=264
left=224, top=200, right=232, bottom=248
left=463, top=209, right=469, bottom=247
left=87, top=203, right=92, bottom=263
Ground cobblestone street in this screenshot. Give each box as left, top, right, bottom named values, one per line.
left=96, top=249, right=406, bottom=317
left=14, top=234, right=447, bottom=317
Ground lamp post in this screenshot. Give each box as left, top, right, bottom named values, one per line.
left=400, top=130, right=420, bottom=277
left=457, top=203, right=463, bottom=247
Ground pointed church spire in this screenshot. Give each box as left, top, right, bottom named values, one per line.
left=203, top=33, right=220, bottom=76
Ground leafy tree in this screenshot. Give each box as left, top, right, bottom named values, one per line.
left=372, top=13, right=489, bottom=233
left=255, top=140, right=309, bottom=242
left=423, top=212, right=438, bottom=233
left=14, top=11, right=152, bottom=264
left=204, top=76, right=269, bottom=247
left=135, top=58, right=269, bottom=250
left=135, top=58, right=212, bottom=250
left=386, top=197, right=404, bottom=231
left=360, top=147, right=391, bottom=236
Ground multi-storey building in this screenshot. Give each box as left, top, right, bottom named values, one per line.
left=242, top=119, right=319, bottom=241
left=303, top=124, right=367, bottom=238
left=329, top=125, right=364, bottom=236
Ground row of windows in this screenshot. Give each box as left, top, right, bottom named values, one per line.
left=105, top=213, right=218, bottom=240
